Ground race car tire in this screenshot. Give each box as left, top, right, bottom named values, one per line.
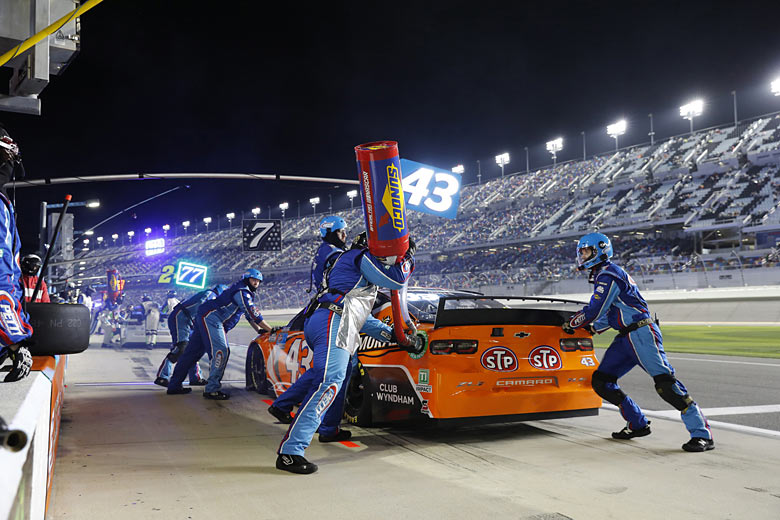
left=25, top=303, right=90, bottom=355
left=245, top=340, right=271, bottom=394
left=344, top=361, right=372, bottom=426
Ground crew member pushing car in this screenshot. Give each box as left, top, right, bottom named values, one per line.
left=563, top=232, right=713, bottom=452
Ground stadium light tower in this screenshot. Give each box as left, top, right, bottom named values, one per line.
left=182, top=220, right=190, bottom=235
left=310, top=197, right=320, bottom=214
left=346, top=190, right=358, bottom=209
left=144, top=227, right=152, bottom=236
left=226, top=212, right=235, bottom=228
left=607, top=120, right=627, bottom=151
left=279, top=202, right=289, bottom=219
left=452, top=164, right=464, bottom=174
left=495, top=153, right=510, bottom=177
left=203, top=217, right=212, bottom=231
left=251, top=207, right=261, bottom=217
left=772, top=77, right=780, bottom=96
left=680, top=99, right=704, bottom=134
left=546, top=138, right=563, bottom=166
left=162, top=224, right=170, bottom=236
left=111, top=233, right=119, bottom=244
left=127, top=230, right=134, bottom=245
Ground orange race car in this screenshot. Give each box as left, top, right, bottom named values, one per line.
left=246, top=288, right=601, bottom=426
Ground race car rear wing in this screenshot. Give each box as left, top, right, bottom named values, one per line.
left=433, top=295, right=587, bottom=330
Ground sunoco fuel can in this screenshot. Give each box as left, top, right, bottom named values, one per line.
left=354, top=141, right=409, bottom=258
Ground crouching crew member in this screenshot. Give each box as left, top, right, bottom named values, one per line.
left=564, top=232, right=713, bottom=453
left=199, top=269, right=272, bottom=399
left=154, top=285, right=226, bottom=387
left=276, top=232, right=420, bottom=474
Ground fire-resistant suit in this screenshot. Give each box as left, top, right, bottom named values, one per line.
left=141, top=300, right=161, bottom=347
left=198, top=279, right=265, bottom=393
left=156, top=289, right=215, bottom=384
left=278, top=247, right=412, bottom=458
left=567, top=261, right=712, bottom=441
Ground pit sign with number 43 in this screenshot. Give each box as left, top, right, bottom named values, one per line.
left=399, top=159, right=462, bottom=219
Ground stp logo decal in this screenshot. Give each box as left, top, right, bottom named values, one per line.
left=480, top=346, right=518, bottom=372
left=528, top=346, right=562, bottom=370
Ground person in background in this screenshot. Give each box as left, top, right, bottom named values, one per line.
left=161, top=289, right=179, bottom=317
left=563, top=232, right=713, bottom=453
left=20, top=254, right=50, bottom=303
left=141, top=294, right=161, bottom=348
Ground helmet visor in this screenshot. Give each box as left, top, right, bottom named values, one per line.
left=577, top=246, right=597, bottom=266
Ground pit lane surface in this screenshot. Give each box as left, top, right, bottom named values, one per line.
left=46, top=328, right=780, bottom=519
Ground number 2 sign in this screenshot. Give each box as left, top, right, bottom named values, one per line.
left=399, top=159, right=462, bottom=219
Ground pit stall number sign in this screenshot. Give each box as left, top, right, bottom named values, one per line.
left=174, top=261, right=208, bottom=289
left=399, top=159, right=462, bottom=219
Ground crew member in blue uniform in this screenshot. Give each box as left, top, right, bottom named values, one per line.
left=276, top=232, right=421, bottom=474
left=165, top=293, right=243, bottom=395
left=154, top=285, right=226, bottom=387
left=564, top=232, right=713, bottom=452
left=196, top=269, right=273, bottom=399
left=267, top=215, right=348, bottom=425
left=0, top=125, right=32, bottom=382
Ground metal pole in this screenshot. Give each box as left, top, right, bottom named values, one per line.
left=39, top=201, right=47, bottom=254
left=524, top=147, right=529, bottom=173
left=297, top=200, right=300, bottom=218
left=476, top=160, right=481, bottom=184
left=648, top=113, right=655, bottom=145
left=581, top=131, right=586, bottom=160
left=690, top=117, right=694, bottom=135
left=32, top=195, right=71, bottom=302
left=732, top=90, right=738, bottom=126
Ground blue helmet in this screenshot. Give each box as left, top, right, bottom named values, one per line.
left=319, top=216, right=347, bottom=238
left=212, top=284, right=228, bottom=296
left=243, top=268, right=263, bottom=281
left=576, top=232, right=613, bottom=270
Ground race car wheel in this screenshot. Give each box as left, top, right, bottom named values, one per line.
left=245, top=341, right=270, bottom=394
left=344, top=361, right=372, bottom=426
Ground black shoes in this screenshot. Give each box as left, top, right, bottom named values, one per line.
left=318, top=429, right=352, bottom=443
left=154, top=377, right=169, bottom=387
left=166, top=387, right=192, bottom=395
left=612, top=421, right=651, bottom=440
left=682, top=437, right=715, bottom=452
left=203, top=390, right=230, bottom=400
left=268, top=405, right=293, bottom=424
left=190, top=378, right=208, bottom=386
left=276, top=454, right=318, bottom=474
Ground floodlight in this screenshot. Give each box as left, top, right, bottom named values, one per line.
left=97, top=236, right=103, bottom=242
left=346, top=190, right=358, bottom=199
left=162, top=224, right=170, bottom=231
left=309, top=197, right=320, bottom=205
left=251, top=207, right=261, bottom=216
left=226, top=212, right=235, bottom=220
left=203, top=217, right=212, bottom=224
left=84, top=230, right=94, bottom=236
left=127, top=231, right=135, bottom=237
left=546, top=138, right=563, bottom=153
left=607, top=120, right=627, bottom=138
left=111, top=233, right=119, bottom=240
left=83, top=239, right=89, bottom=244
left=452, top=164, right=465, bottom=174
left=182, top=220, right=190, bottom=228
left=772, top=78, right=780, bottom=96
left=86, top=200, right=100, bottom=208
left=144, top=227, right=152, bottom=235
left=495, top=153, right=510, bottom=166
left=680, top=99, right=703, bottom=119
left=279, top=202, right=289, bottom=210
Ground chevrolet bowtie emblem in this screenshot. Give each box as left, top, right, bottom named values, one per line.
left=514, top=332, right=530, bottom=338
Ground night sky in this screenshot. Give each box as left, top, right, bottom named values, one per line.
left=4, top=0, right=780, bottom=251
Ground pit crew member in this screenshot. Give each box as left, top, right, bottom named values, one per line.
left=564, top=232, right=713, bottom=452
left=276, top=232, right=420, bottom=474
left=20, top=254, right=50, bottom=303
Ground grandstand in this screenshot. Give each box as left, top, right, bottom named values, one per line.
left=64, top=112, right=780, bottom=309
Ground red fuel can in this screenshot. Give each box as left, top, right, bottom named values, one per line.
left=354, top=141, right=409, bottom=258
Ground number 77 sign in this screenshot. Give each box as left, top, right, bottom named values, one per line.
left=399, top=159, right=462, bottom=219
left=175, top=261, right=208, bottom=289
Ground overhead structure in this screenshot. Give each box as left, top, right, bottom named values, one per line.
left=495, top=153, right=510, bottom=177
left=680, top=99, right=704, bottom=134
left=0, top=0, right=105, bottom=115
left=607, top=119, right=627, bottom=151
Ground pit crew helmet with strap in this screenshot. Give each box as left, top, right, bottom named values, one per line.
left=20, top=254, right=42, bottom=276
left=319, top=216, right=346, bottom=238
left=576, top=232, right=613, bottom=270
